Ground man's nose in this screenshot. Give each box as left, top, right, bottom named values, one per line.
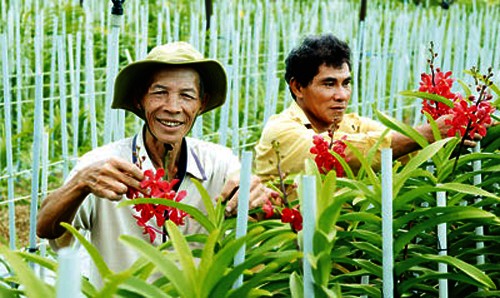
left=163, top=96, right=182, bottom=113
left=333, top=87, right=350, bottom=101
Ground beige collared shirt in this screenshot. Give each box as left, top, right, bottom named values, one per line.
left=255, top=101, right=391, bottom=181
left=52, top=125, right=240, bottom=287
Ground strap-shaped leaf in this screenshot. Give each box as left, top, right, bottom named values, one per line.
left=118, top=198, right=215, bottom=232
left=118, top=276, right=173, bottom=298
left=198, top=228, right=220, bottom=280
left=165, top=221, right=198, bottom=295
left=394, top=138, right=450, bottom=194
left=399, top=90, right=454, bottom=108
left=19, top=251, right=97, bottom=297
left=191, top=178, right=218, bottom=225
left=0, top=244, right=54, bottom=298
left=398, top=254, right=496, bottom=289
left=394, top=207, right=498, bottom=256
left=374, top=109, right=429, bottom=149
left=60, top=222, right=112, bottom=278
left=120, top=234, right=194, bottom=297
left=289, top=272, right=304, bottom=298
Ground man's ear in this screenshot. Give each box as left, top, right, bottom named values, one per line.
left=199, top=94, right=208, bottom=115
left=289, top=78, right=303, bottom=99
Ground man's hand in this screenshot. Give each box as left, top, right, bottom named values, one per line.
left=78, top=157, right=146, bottom=200
left=433, top=114, right=488, bottom=147
left=219, top=175, right=278, bottom=217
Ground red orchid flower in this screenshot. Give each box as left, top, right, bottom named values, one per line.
left=262, top=199, right=275, bottom=219
left=281, top=207, right=303, bottom=232
left=133, top=215, right=163, bottom=243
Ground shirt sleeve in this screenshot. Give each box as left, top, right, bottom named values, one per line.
left=338, top=114, right=392, bottom=171
left=255, top=117, right=320, bottom=181
left=255, top=113, right=392, bottom=179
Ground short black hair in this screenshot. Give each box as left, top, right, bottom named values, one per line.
left=284, top=34, right=351, bottom=100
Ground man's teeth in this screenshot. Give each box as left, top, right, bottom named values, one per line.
left=159, top=120, right=182, bottom=127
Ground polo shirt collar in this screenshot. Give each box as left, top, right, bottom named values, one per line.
left=289, top=101, right=316, bottom=131
left=136, top=126, right=206, bottom=182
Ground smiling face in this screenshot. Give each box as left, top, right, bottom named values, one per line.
left=291, top=63, right=351, bottom=133
left=140, top=66, right=204, bottom=149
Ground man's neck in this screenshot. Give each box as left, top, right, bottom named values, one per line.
left=143, top=129, right=182, bottom=180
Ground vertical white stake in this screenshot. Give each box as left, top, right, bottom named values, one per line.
left=233, top=151, right=252, bottom=288
left=1, top=33, right=16, bottom=250
left=472, top=144, right=485, bottom=266
left=56, top=248, right=82, bottom=298
left=381, top=149, right=393, bottom=298
left=437, top=191, right=448, bottom=298
left=302, top=175, right=317, bottom=298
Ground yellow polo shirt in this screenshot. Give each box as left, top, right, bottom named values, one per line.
left=254, top=101, right=392, bottom=181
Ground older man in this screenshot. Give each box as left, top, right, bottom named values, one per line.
left=37, top=42, right=271, bottom=286
left=255, top=34, right=462, bottom=181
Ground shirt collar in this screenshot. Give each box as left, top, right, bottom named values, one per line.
left=185, top=137, right=207, bottom=181
left=288, top=101, right=316, bottom=131
left=135, top=126, right=206, bottom=181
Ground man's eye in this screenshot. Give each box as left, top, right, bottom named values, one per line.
left=182, top=93, right=196, bottom=100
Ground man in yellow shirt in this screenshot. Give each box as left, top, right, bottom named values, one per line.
left=255, top=34, right=456, bottom=182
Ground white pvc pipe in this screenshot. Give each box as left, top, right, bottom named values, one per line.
left=302, top=175, right=317, bottom=298
left=233, top=151, right=252, bottom=288
left=437, top=191, right=448, bottom=298
left=381, top=149, right=393, bottom=297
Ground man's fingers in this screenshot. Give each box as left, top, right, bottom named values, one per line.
left=224, top=189, right=239, bottom=217
left=219, top=179, right=239, bottom=203
left=463, top=139, right=477, bottom=147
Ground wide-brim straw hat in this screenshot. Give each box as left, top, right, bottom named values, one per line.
left=112, top=42, right=227, bottom=119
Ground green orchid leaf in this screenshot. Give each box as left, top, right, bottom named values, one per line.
left=313, top=230, right=334, bottom=254
left=96, top=271, right=132, bottom=298
left=317, top=189, right=354, bottom=237
left=118, top=276, right=173, bottom=298
left=313, top=251, right=332, bottom=286
left=397, top=254, right=496, bottom=290
left=18, top=251, right=97, bottom=297
left=330, top=149, right=355, bottom=180
left=289, top=272, right=304, bottom=298
left=438, top=152, right=500, bottom=181
left=350, top=242, right=383, bottom=260
left=394, top=207, right=497, bottom=256
left=0, top=284, right=23, bottom=297
left=374, top=109, right=429, bottom=148
left=120, top=234, right=193, bottom=297
left=60, top=222, right=112, bottom=278
left=317, top=170, right=336, bottom=216
left=0, top=244, right=54, bottom=298
left=118, top=198, right=215, bottom=232
left=394, top=138, right=451, bottom=195
left=198, top=228, right=220, bottom=280
left=344, top=141, right=380, bottom=187
left=456, top=78, right=473, bottom=98
left=338, top=212, right=382, bottom=226
left=339, top=283, right=381, bottom=297
left=227, top=252, right=302, bottom=298
left=337, top=230, right=382, bottom=247
left=165, top=221, right=197, bottom=294
left=18, top=251, right=57, bottom=271
left=203, top=227, right=264, bottom=295
left=399, top=90, right=455, bottom=107
left=191, top=178, right=217, bottom=225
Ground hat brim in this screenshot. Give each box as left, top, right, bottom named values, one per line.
left=112, top=59, right=227, bottom=119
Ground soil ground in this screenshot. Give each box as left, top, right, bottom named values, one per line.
left=0, top=204, right=31, bottom=248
